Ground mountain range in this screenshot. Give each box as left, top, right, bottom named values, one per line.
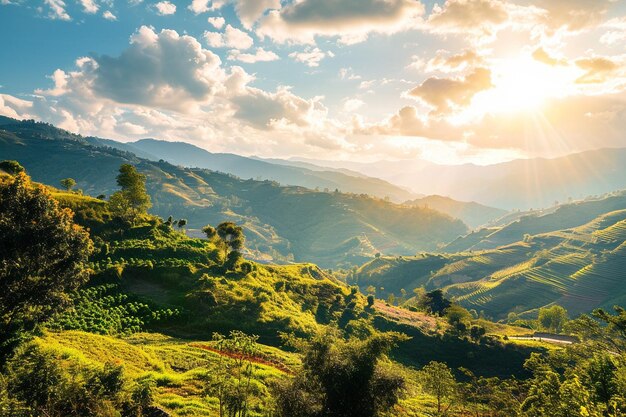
left=292, top=149, right=626, bottom=210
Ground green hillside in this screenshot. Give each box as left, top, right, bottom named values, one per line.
left=0, top=119, right=467, bottom=268
left=354, top=196, right=626, bottom=319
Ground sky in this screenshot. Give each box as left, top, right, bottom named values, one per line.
left=0, top=0, right=625, bottom=165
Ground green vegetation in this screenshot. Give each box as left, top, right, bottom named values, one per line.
left=2, top=122, right=626, bottom=416
left=0, top=172, right=92, bottom=360
left=0, top=118, right=467, bottom=268
left=354, top=194, right=626, bottom=319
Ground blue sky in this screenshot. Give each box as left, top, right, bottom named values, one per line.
left=1, top=0, right=625, bottom=165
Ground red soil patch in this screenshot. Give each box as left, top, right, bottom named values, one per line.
left=189, top=343, right=293, bottom=375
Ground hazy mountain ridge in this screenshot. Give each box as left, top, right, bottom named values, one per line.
left=295, top=149, right=626, bottom=210
left=404, top=195, right=507, bottom=228
left=102, top=137, right=417, bottom=203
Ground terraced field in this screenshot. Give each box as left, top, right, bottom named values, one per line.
left=356, top=202, right=626, bottom=319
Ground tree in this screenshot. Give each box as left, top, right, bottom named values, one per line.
left=202, top=225, right=217, bottom=240
left=273, top=330, right=407, bottom=417
left=538, top=305, right=568, bottom=333
left=177, top=219, right=187, bottom=230
left=201, top=331, right=259, bottom=417
left=60, top=178, right=76, bottom=192
left=0, top=160, right=25, bottom=175
left=419, top=361, right=457, bottom=415
left=419, top=290, right=452, bottom=316
left=109, top=164, right=151, bottom=225
left=217, top=222, right=245, bottom=253
left=0, top=173, right=92, bottom=360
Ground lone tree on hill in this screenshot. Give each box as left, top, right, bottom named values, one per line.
left=60, top=177, right=76, bottom=192
left=0, top=172, right=92, bottom=361
left=109, top=164, right=151, bottom=225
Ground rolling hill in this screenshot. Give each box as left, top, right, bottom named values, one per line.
left=0, top=118, right=467, bottom=268
left=354, top=191, right=626, bottom=319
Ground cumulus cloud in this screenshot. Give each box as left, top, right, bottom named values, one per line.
left=231, top=0, right=281, bottom=29
left=207, top=16, right=226, bottom=29
left=256, top=0, right=424, bottom=45
left=44, top=0, right=70, bottom=20
left=408, top=67, right=493, bottom=113
left=289, top=47, right=334, bottom=67
left=34, top=69, right=69, bottom=96
left=103, top=10, right=117, bottom=20
left=78, top=0, right=98, bottom=14
left=93, top=26, right=225, bottom=110
left=427, top=0, right=508, bottom=40
left=204, top=25, right=254, bottom=49
left=575, top=57, right=621, bottom=84
left=228, top=47, right=279, bottom=63
left=0, top=94, right=34, bottom=119
left=188, top=0, right=211, bottom=14
left=154, top=1, right=176, bottom=15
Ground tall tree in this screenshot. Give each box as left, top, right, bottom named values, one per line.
left=419, top=361, right=457, bottom=414
left=0, top=173, right=92, bottom=360
left=109, top=164, right=151, bottom=225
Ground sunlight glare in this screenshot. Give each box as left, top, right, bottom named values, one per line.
left=471, top=55, right=577, bottom=115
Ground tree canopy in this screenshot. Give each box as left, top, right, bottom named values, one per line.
left=0, top=173, right=92, bottom=360
left=109, top=164, right=151, bottom=224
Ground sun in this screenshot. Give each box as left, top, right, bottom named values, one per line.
left=470, top=54, right=577, bottom=115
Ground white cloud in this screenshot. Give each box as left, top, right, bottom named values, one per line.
left=154, top=1, right=176, bottom=15
left=79, top=0, right=98, bottom=14
left=103, top=10, right=117, bottom=20
left=288, top=47, right=333, bottom=67
left=92, top=26, right=226, bottom=110
left=228, top=47, right=279, bottom=63
left=34, top=69, right=68, bottom=96
left=343, top=98, right=364, bottom=112
left=256, top=0, right=425, bottom=45
left=188, top=0, right=210, bottom=14
left=207, top=16, right=226, bottom=29
left=204, top=25, right=254, bottom=49
left=44, top=0, right=70, bottom=20
left=408, top=67, right=493, bottom=114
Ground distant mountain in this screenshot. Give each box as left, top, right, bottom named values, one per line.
left=404, top=195, right=507, bottom=228
left=0, top=118, right=467, bottom=267
left=295, top=149, right=626, bottom=210
left=94, top=137, right=417, bottom=203
left=354, top=190, right=626, bottom=319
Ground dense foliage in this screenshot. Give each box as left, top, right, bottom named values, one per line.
left=0, top=172, right=92, bottom=360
